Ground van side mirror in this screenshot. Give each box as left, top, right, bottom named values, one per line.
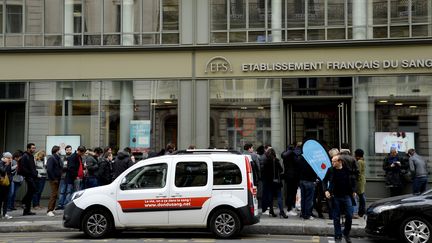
left=120, top=177, right=128, bottom=190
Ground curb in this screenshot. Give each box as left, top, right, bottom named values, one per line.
left=243, top=224, right=366, bottom=237
left=0, top=220, right=367, bottom=237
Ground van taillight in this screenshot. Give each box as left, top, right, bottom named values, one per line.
left=245, top=156, right=256, bottom=196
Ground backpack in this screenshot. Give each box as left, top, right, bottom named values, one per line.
left=340, top=154, right=360, bottom=181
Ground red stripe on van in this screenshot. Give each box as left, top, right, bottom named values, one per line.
left=118, top=197, right=211, bottom=211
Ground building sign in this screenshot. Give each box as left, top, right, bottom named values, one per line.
left=205, top=56, right=233, bottom=73
left=205, top=57, right=432, bottom=74
left=130, top=120, right=151, bottom=152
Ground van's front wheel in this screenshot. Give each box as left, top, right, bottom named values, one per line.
left=82, top=209, right=113, bottom=239
left=209, top=209, right=241, bottom=238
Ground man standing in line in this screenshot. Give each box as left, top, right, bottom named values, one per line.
left=408, top=148, right=428, bottom=195
left=243, top=143, right=261, bottom=185
left=65, top=146, right=86, bottom=205
left=19, top=143, right=38, bottom=216
left=325, top=155, right=357, bottom=243
left=46, top=145, right=62, bottom=217
left=299, top=148, right=317, bottom=220
left=56, top=145, right=72, bottom=210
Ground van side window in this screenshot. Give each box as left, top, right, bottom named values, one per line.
left=213, top=162, right=242, bottom=185
left=120, top=163, right=168, bottom=190
left=175, top=162, right=208, bottom=187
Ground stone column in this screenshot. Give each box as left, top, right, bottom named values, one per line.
left=119, top=81, right=134, bottom=150
left=64, top=0, right=74, bottom=46
left=271, top=0, right=282, bottom=42
left=352, top=0, right=367, bottom=39
left=271, top=79, right=282, bottom=153
left=122, top=0, right=134, bottom=46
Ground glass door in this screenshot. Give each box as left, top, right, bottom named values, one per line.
left=286, top=100, right=350, bottom=149
left=337, top=102, right=349, bottom=148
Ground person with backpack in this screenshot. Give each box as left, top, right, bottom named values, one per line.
left=20, top=143, right=38, bottom=216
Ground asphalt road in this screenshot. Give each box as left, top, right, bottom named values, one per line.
left=0, top=232, right=399, bottom=243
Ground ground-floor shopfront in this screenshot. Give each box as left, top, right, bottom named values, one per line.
left=1, top=42, right=432, bottom=200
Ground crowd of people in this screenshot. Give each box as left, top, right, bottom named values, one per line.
left=0, top=143, right=149, bottom=219
left=0, top=140, right=428, bottom=243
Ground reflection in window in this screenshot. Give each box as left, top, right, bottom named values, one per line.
left=355, top=75, right=432, bottom=179
left=213, top=162, right=242, bottom=185
left=0, top=82, right=25, bottom=99
left=100, top=80, right=179, bottom=153
left=210, top=79, right=274, bottom=151
left=28, top=81, right=99, bottom=150
left=175, top=162, right=208, bottom=187
left=6, top=5, right=22, bottom=33
left=121, top=163, right=168, bottom=190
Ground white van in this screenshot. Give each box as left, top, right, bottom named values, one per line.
left=63, top=150, right=260, bottom=239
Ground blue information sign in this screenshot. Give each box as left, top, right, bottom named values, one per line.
left=302, top=140, right=331, bottom=180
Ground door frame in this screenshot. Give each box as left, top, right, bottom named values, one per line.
left=0, top=100, right=26, bottom=152
left=285, top=97, right=352, bottom=149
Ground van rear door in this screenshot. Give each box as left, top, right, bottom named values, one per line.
left=168, top=156, right=212, bottom=225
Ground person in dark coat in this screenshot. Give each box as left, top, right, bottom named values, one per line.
left=46, top=145, right=62, bottom=217
left=299, top=146, right=318, bottom=220
left=325, top=155, right=357, bottom=243
left=98, top=152, right=113, bottom=186
left=83, top=149, right=99, bottom=189
left=19, top=143, right=37, bottom=216
left=383, top=147, right=406, bottom=196
left=0, top=152, right=13, bottom=219
left=261, top=148, right=287, bottom=218
left=65, top=146, right=86, bottom=205
left=281, top=142, right=301, bottom=216
left=112, top=149, right=134, bottom=180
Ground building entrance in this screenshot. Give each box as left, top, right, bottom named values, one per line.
left=0, top=102, right=25, bottom=153
left=286, top=100, right=350, bottom=149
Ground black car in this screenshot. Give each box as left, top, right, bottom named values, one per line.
left=366, top=190, right=432, bottom=243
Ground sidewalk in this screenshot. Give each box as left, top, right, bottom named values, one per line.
left=0, top=207, right=367, bottom=237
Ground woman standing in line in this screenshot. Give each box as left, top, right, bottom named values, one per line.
left=32, top=150, right=47, bottom=210
left=261, top=148, right=288, bottom=218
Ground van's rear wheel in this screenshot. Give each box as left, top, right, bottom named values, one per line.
left=209, top=209, right=241, bottom=238
left=82, top=209, right=113, bottom=239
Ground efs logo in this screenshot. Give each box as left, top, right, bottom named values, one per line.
left=205, top=56, right=233, bottom=73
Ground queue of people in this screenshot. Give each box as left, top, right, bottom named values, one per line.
left=0, top=140, right=428, bottom=243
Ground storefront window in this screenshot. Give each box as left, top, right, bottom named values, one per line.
left=28, top=80, right=178, bottom=158
left=210, top=79, right=282, bottom=153
left=28, top=81, right=100, bottom=152
left=354, top=75, right=432, bottom=179
left=100, top=80, right=178, bottom=156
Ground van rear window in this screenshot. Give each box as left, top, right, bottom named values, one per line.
left=213, top=162, right=242, bottom=185
left=175, top=162, right=208, bottom=187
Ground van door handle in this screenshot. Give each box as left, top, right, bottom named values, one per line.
left=171, top=194, right=182, bottom=198
left=156, top=195, right=167, bottom=198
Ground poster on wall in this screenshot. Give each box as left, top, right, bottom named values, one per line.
left=130, top=120, right=151, bottom=153
left=46, top=135, right=81, bottom=156
left=375, top=132, right=415, bottom=154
